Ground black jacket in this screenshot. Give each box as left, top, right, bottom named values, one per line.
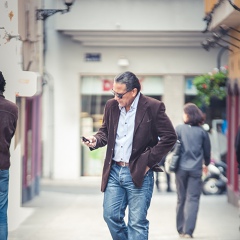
left=235, top=126, right=240, bottom=169
left=175, top=124, right=211, bottom=173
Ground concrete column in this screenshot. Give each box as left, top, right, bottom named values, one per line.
left=162, top=75, right=184, bottom=128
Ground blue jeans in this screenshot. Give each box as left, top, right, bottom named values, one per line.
left=0, top=170, right=9, bottom=240
left=103, top=163, right=154, bottom=240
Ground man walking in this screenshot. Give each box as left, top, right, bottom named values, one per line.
left=82, top=71, right=176, bottom=239
left=0, top=71, right=18, bottom=240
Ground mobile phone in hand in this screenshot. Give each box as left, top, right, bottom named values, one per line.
left=82, top=136, right=90, bottom=143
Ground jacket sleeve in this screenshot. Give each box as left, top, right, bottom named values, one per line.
left=147, top=102, right=177, bottom=169
left=203, top=130, right=211, bottom=166
left=93, top=105, right=109, bottom=149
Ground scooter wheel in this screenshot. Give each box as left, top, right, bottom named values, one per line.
left=202, top=177, right=223, bottom=195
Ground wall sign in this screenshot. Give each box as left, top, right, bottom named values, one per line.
left=85, top=53, right=101, bottom=62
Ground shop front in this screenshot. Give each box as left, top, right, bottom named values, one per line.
left=80, top=75, right=163, bottom=176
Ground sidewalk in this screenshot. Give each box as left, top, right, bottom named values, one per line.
left=9, top=177, right=240, bottom=240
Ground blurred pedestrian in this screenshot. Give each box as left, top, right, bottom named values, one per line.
left=0, top=71, right=18, bottom=240
left=175, top=103, right=211, bottom=239
left=82, top=71, right=177, bottom=240
left=235, top=125, right=240, bottom=174
left=155, top=159, right=172, bottom=192
left=235, top=125, right=240, bottom=234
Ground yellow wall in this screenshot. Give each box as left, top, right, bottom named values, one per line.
left=204, top=0, right=217, bottom=13
left=229, top=28, right=240, bottom=86
left=203, top=0, right=240, bottom=84
left=235, top=0, right=240, bottom=7
left=204, top=0, right=240, bottom=13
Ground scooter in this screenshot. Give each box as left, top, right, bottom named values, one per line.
left=202, top=160, right=227, bottom=195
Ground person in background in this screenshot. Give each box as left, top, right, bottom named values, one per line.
left=82, top=71, right=177, bottom=240
left=235, top=125, right=240, bottom=233
left=235, top=125, right=240, bottom=174
left=175, top=103, right=211, bottom=239
left=155, top=162, right=172, bottom=192
left=0, top=71, right=18, bottom=240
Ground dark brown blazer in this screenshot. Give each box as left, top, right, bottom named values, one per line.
left=0, top=93, right=18, bottom=169
left=93, top=93, right=177, bottom=192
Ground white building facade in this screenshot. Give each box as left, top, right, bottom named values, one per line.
left=42, top=0, right=226, bottom=179
left=1, top=0, right=229, bottom=230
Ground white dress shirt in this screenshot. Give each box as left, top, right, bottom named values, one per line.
left=113, top=92, right=140, bottom=163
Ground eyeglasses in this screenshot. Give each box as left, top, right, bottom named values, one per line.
left=111, top=89, right=130, bottom=99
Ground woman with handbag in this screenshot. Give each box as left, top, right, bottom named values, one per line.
left=175, top=103, right=211, bottom=239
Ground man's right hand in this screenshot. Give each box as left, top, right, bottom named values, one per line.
left=81, top=136, right=97, bottom=148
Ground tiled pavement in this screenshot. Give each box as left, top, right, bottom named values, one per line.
left=9, top=177, right=240, bottom=240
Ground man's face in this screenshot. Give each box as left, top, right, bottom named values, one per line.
left=112, top=82, right=137, bottom=109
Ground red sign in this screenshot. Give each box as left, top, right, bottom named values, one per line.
left=102, top=79, right=113, bottom=91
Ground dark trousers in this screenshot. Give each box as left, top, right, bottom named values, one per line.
left=175, top=168, right=202, bottom=236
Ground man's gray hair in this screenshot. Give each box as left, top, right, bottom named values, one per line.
left=114, top=71, right=141, bottom=93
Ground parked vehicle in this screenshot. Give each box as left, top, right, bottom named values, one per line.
left=202, top=160, right=227, bottom=195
